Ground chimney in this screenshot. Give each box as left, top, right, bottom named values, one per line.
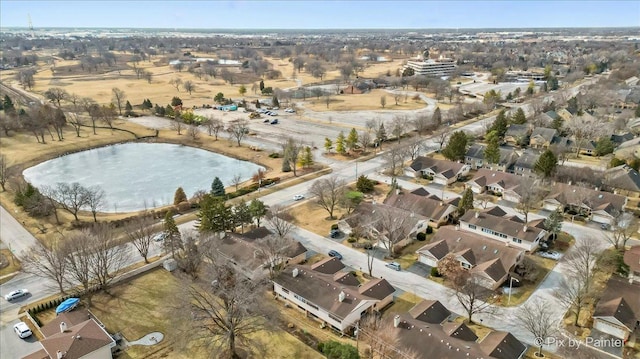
left=475, top=211, right=479, bottom=218
left=292, top=268, right=299, bottom=278
left=338, top=291, right=346, bottom=302
left=57, top=351, right=65, bottom=359
left=455, top=225, right=460, bottom=231
left=394, top=315, right=401, bottom=328
left=523, top=225, right=528, bottom=232
left=60, top=321, right=68, bottom=333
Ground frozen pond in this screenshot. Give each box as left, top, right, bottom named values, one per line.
left=23, top=143, right=264, bottom=212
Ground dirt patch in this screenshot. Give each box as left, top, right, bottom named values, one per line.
left=304, top=89, right=426, bottom=112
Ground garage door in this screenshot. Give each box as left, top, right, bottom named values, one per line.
left=594, top=319, right=628, bottom=339
left=418, top=254, right=438, bottom=267
left=591, top=214, right=612, bottom=225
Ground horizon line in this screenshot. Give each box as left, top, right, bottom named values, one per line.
left=1, top=26, right=639, bottom=31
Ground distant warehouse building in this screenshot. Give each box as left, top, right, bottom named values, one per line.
left=404, top=57, right=456, bottom=77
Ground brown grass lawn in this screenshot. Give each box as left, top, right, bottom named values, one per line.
left=453, top=316, right=492, bottom=340
left=304, top=89, right=426, bottom=112
left=0, top=248, right=21, bottom=276
left=381, top=292, right=421, bottom=321
left=286, top=200, right=347, bottom=237
left=500, top=255, right=555, bottom=307
left=89, top=268, right=321, bottom=359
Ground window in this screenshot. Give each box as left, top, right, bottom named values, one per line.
left=468, top=224, right=476, bottom=230
left=461, top=262, right=472, bottom=269
left=282, top=288, right=289, bottom=294
left=512, top=238, right=522, bottom=244
left=329, top=314, right=341, bottom=322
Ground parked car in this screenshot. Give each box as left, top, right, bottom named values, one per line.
left=328, top=250, right=343, bottom=260
left=272, top=107, right=279, bottom=110
left=536, top=250, right=562, bottom=260
left=270, top=119, right=279, bottom=124
left=330, top=228, right=340, bottom=238
left=269, top=112, right=278, bottom=116
left=386, top=262, right=401, bottom=271
left=600, top=223, right=611, bottom=230
left=293, top=194, right=304, bottom=201
left=152, top=232, right=167, bottom=242
left=4, top=289, right=29, bottom=301
left=13, top=322, right=32, bottom=339
left=285, top=108, right=295, bottom=113
left=263, top=119, right=270, bottom=123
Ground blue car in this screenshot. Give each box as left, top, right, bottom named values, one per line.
left=328, top=250, right=343, bottom=260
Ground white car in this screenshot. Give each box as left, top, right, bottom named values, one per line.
left=13, top=322, right=32, bottom=339
left=4, top=289, right=29, bottom=301
left=537, top=251, right=562, bottom=261
left=152, top=232, right=168, bottom=242
left=285, top=108, right=295, bottom=113
left=293, top=194, right=305, bottom=201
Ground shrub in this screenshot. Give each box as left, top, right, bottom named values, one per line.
left=431, top=267, right=441, bottom=277
left=317, top=342, right=325, bottom=352
left=347, top=237, right=356, bottom=243
left=331, top=224, right=339, bottom=230
left=177, top=201, right=191, bottom=213
left=269, top=152, right=281, bottom=158
left=416, top=232, right=426, bottom=241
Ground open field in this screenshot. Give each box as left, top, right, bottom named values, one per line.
left=304, top=88, right=426, bottom=112
left=287, top=200, right=346, bottom=237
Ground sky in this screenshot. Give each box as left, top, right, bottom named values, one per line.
left=1, top=1, right=639, bottom=29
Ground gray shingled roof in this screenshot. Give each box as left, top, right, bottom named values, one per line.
left=606, top=165, right=640, bottom=192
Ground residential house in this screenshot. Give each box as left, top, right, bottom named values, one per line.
left=464, top=144, right=519, bottom=171
left=342, top=202, right=429, bottom=247
left=391, top=301, right=526, bottom=359
left=273, top=259, right=395, bottom=333
left=22, top=309, right=116, bottom=359
left=573, top=139, right=597, bottom=156
left=513, top=149, right=540, bottom=177
left=504, top=124, right=530, bottom=147
left=384, top=192, right=457, bottom=228
left=542, top=183, right=626, bottom=225
left=605, top=165, right=640, bottom=196
left=214, top=227, right=307, bottom=280
left=610, top=133, right=635, bottom=147
left=466, top=169, right=524, bottom=203
left=592, top=276, right=640, bottom=340
left=406, top=157, right=471, bottom=185
left=529, top=127, right=557, bottom=149
left=459, top=207, right=548, bottom=251
left=623, top=246, right=640, bottom=283
left=532, top=112, right=555, bottom=127
left=416, top=226, right=525, bottom=290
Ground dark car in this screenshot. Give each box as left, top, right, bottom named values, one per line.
left=270, top=119, right=279, bottom=124
left=330, top=229, right=340, bottom=238
left=328, top=250, right=343, bottom=260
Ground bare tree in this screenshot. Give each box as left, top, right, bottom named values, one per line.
left=608, top=211, right=637, bottom=251
left=61, top=230, right=95, bottom=304
left=515, top=299, right=558, bottom=357
left=111, top=87, right=126, bottom=116
left=204, top=116, right=224, bottom=140
left=187, top=125, right=200, bottom=140
left=515, top=177, right=542, bottom=222
left=403, top=137, right=424, bottom=161
left=0, top=155, right=10, bottom=191
left=565, top=115, right=600, bottom=158
left=375, top=206, right=411, bottom=257
left=89, top=223, right=130, bottom=293
left=48, top=182, right=90, bottom=221
left=22, top=240, right=68, bottom=294
left=255, top=234, right=296, bottom=279
left=359, top=314, right=401, bottom=359
left=81, top=97, right=99, bottom=135
left=435, top=127, right=451, bottom=151
left=171, top=118, right=185, bottom=135
left=177, top=262, right=271, bottom=359
left=309, top=176, right=345, bottom=219
left=227, top=119, right=249, bottom=146
left=175, top=230, right=203, bottom=279
left=383, top=145, right=405, bottom=176
left=454, top=275, right=497, bottom=323
left=391, top=115, right=408, bottom=143
left=125, top=214, right=155, bottom=263
left=183, top=80, right=195, bottom=95
left=86, top=185, right=105, bottom=222
left=231, top=173, right=243, bottom=191
left=359, top=131, right=372, bottom=153
left=564, top=239, right=600, bottom=293
left=555, top=272, right=592, bottom=327
left=412, top=114, right=430, bottom=134
left=282, top=137, right=303, bottom=176
left=265, top=205, right=294, bottom=239
left=324, top=93, right=332, bottom=109
left=380, top=95, right=387, bottom=108
left=170, top=77, right=183, bottom=92
left=44, top=87, right=69, bottom=107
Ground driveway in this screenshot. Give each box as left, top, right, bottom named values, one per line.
left=0, top=319, right=41, bottom=359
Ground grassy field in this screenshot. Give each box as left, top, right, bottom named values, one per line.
left=287, top=200, right=347, bottom=237
left=88, top=268, right=322, bottom=359
left=304, top=89, right=426, bottom=112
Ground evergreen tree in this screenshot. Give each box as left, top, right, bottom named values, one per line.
left=442, top=131, right=468, bottom=161
left=324, top=137, right=333, bottom=153
left=534, top=149, right=558, bottom=178
left=255, top=99, right=261, bottom=109
left=124, top=100, right=133, bottom=116
left=356, top=175, right=375, bottom=193
left=376, top=124, right=387, bottom=148
left=432, top=107, right=442, bottom=127
left=544, top=209, right=563, bottom=240
left=174, top=187, right=187, bottom=205
left=483, top=131, right=501, bottom=165
left=198, top=195, right=233, bottom=233
left=346, top=128, right=359, bottom=153
left=259, top=80, right=265, bottom=92
left=272, top=95, right=279, bottom=108
left=233, top=200, right=252, bottom=232
left=336, top=131, right=346, bottom=155
left=458, top=188, right=474, bottom=217
left=595, top=137, right=615, bottom=156
left=281, top=158, right=291, bottom=172
left=171, top=96, right=183, bottom=106
left=165, top=104, right=175, bottom=117
left=511, top=108, right=526, bottom=125
left=490, top=110, right=509, bottom=138
left=299, top=146, right=314, bottom=168
left=551, top=116, right=563, bottom=131
left=163, top=210, right=181, bottom=258
left=141, top=99, right=152, bottom=111
left=248, top=199, right=268, bottom=227
left=210, top=177, right=226, bottom=197
left=3, top=95, right=15, bottom=113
